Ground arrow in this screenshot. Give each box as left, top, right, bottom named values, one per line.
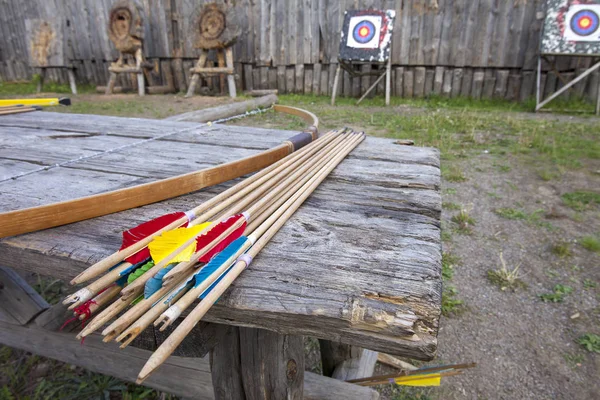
left=0, top=97, right=71, bottom=107
left=348, top=363, right=477, bottom=387
left=136, top=132, right=365, bottom=383
left=118, top=131, right=347, bottom=299
left=69, top=129, right=340, bottom=286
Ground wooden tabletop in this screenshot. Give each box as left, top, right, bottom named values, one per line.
left=0, top=111, right=441, bottom=360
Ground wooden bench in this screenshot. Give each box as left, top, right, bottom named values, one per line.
left=0, top=111, right=441, bottom=399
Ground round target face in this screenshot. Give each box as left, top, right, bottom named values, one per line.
left=353, top=20, right=376, bottom=44
left=570, top=9, right=599, bottom=37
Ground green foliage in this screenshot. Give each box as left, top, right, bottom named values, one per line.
left=562, top=191, right=600, bottom=211
left=442, top=164, right=467, bottom=182
left=487, top=253, right=526, bottom=292
left=580, top=235, right=600, bottom=253
left=583, top=279, right=597, bottom=289
left=0, top=80, right=95, bottom=95
left=442, top=202, right=462, bottom=210
left=577, top=334, right=600, bottom=353
left=539, top=284, right=573, bottom=303
left=551, top=241, right=572, bottom=258
left=442, top=285, right=464, bottom=316
left=442, top=252, right=460, bottom=281
left=451, top=209, right=475, bottom=235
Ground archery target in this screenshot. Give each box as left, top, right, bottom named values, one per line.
left=564, top=5, right=600, bottom=41
left=346, top=15, right=382, bottom=49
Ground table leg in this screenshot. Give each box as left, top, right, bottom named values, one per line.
left=210, top=326, right=304, bottom=400
left=319, top=340, right=377, bottom=380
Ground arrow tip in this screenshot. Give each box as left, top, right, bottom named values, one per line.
left=59, top=97, right=71, bottom=106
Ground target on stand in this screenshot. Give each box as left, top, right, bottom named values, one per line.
left=564, top=5, right=600, bottom=42
left=346, top=15, right=382, bottom=49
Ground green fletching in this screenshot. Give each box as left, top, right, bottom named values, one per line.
left=127, top=260, right=155, bottom=284
left=131, top=294, right=144, bottom=305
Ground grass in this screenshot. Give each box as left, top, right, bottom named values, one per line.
left=442, top=286, right=464, bottom=316
left=551, top=241, right=572, bottom=258
left=0, top=77, right=96, bottom=96
left=583, top=279, right=597, bottom=289
left=442, top=252, right=460, bottom=281
left=442, top=164, right=467, bottom=182
left=563, top=352, right=585, bottom=369
left=390, top=386, right=434, bottom=400
left=580, top=235, right=600, bottom=253
left=539, top=284, right=574, bottom=303
left=451, top=209, right=475, bottom=235
left=561, top=191, right=600, bottom=211
left=577, top=334, right=600, bottom=353
left=487, top=252, right=526, bottom=291
left=442, top=202, right=462, bottom=211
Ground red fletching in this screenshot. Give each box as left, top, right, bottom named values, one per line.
left=121, top=212, right=189, bottom=264
left=196, top=214, right=247, bottom=263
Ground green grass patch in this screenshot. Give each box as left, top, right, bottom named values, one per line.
left=442, top=164, right=467, bottom=182
left=551, top=241, right=572, bottom=258
left=487, top=253, right=526, bottom=292
left=0, top=78, right=95, bottom=96
left=442, top=202, right=462, bottom=210
left=539, top=284, right=573, bottom=303
left=451, top=209, right=475, bottom=235
left=577, top=334, right=600, bottom=353
left=442, top=285, right=464, bottom=316
left=562, top=191, right=600, bottom=211
left=442, top=252, right=460, bottom=281
left=390, top=386, right=434, bottom=400
left=583, top=279, right=597, bottom=289
left=495, top=208, right=527, bottom=220
left=581, top=235, right=600, bottom=253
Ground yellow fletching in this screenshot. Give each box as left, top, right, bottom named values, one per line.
left=148, top=222, right=212, bottom=264
left=394, top=374, right=441, bottom=387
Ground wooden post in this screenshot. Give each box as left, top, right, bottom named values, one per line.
left=67, top=69, right=77, bottom=94
left=211, top=326, right=304, bottom=400
left=106, top=72, right=117, bottom=95
left=331, top=65, right=341, bottom=105
left=186, top=50, right=208, bottom=98
left=385, top=58, right=391, bottom=105
left=36, top=68, right=45, bottom=93
left=135, top=49, right=145, bottom=96
left=319, top=340, right=377, bottom=380
left=225, top=48, right=237, bottom=98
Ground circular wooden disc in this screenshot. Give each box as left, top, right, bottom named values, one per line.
left=108, top=0, right=144, bottom=53
left=193, top=3, right=240, bottom=49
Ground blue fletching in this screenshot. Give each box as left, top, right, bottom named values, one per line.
left=144, top=264, right=176, bottom=299
left=115, top=276, right=128, bottom=287
left=199, top=265, right=233, bottom=300
left=193, top=236, right=248, bottom=289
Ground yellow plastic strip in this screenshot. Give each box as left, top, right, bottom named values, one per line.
left=0, top=98, right=63, bottom=107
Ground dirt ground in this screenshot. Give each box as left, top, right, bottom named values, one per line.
left=1, top=91, right=598, bottom=399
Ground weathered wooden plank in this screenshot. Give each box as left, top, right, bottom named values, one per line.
left=471, top=69, right=484, bottom=99
left=424, top=68, right=434, bottom=97
left=460, top=68, right=473, bottom=97
left=403, top=68, right=414, bottom=98
left=520, top=70, right=535, bottom=102
left=319, top=64, right=329, bottom=96
left=482, top=68, right=496, bottom=99
left=505, top=73, right=521, bottom=101
left=451, top=68, right=463, bottom=98
left=0, top=315, right=377, bottom=400
left=433, top=66, right=444, bottom=95
left=494, top=70, right=509, bottom=99
left=394, top=67, right=404, bottom=97
left=413, top=67, right=426, bottom=98
left=442, top=68, right=453, bottom=96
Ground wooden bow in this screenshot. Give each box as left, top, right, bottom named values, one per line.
left=0, top=105, right=318, bottom=238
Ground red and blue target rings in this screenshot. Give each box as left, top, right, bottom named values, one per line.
left=571, top=9, right=600, bottom=36
left=353, top=20, right=376, bottom=43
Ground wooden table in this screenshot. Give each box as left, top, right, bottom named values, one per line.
left=0, top=111, right=441, bottom=399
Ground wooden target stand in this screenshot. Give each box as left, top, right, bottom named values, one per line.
left=535, top=55, right=600, bottom=115
left=185, top=3, right=240, bottom=99
left=331, top=58, right=392, bottom=106
left=102, top=0, right=173, bottom=96
left=536, top=2, right=600, bottom=114
left=185, top=47, right=236, bottom=98
left=330, top=9, right=395, bottom=106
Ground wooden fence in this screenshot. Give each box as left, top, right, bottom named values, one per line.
left=1, top=0, right=599, bottom=102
